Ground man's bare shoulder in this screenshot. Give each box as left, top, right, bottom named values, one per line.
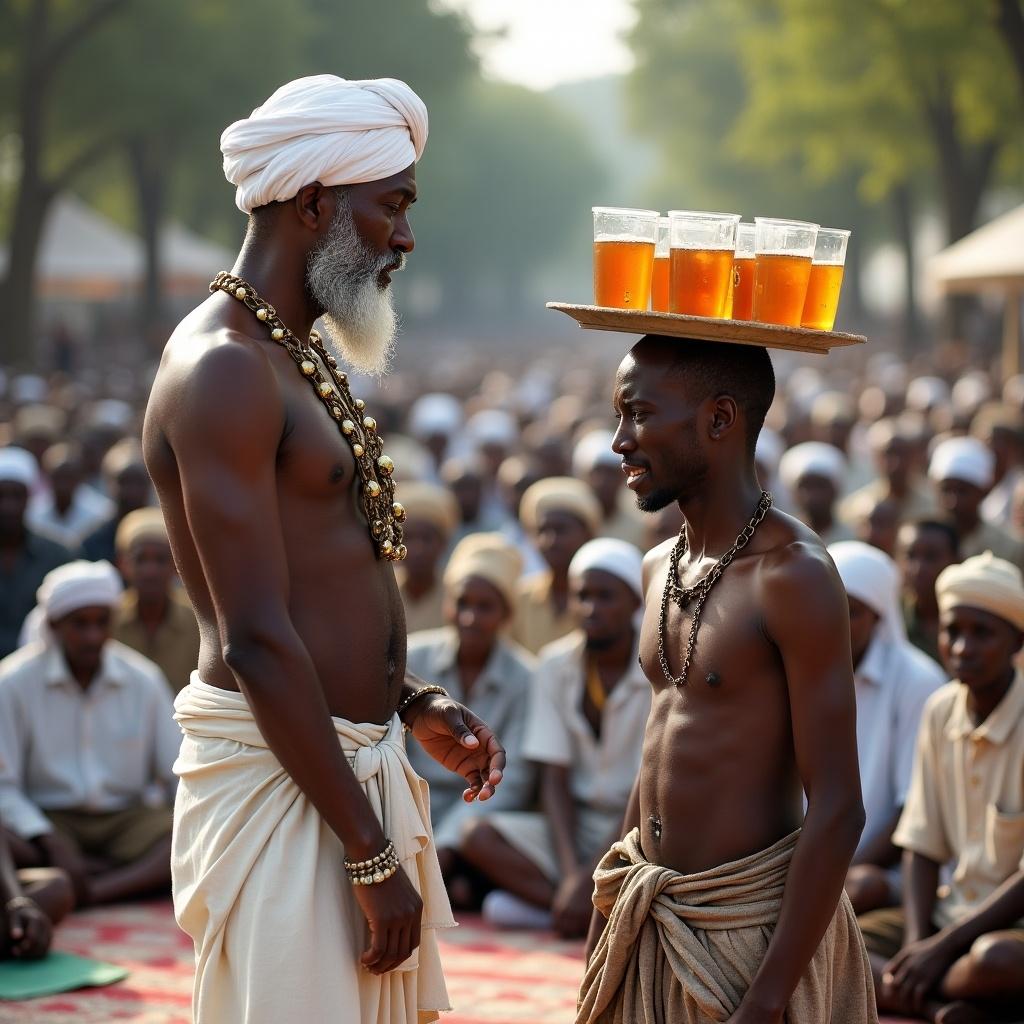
left=755, top=509, right=848, bottom=628
left=759, top=510, right=840, bottom=586
left=150, top=303, right=284, bottom=441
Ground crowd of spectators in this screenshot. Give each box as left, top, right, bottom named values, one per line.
left=1, top=342, right=1023, bottom=1018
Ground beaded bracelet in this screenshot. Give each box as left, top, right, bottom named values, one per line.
left=344, top=840, right=400, bottom=886
left=396, top=684, right=449, bottom=719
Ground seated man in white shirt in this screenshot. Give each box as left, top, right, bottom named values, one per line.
left=460, top=538, right=649, bottom=937
left=0, top=560, right=180, bottom=907
left=27, top=442, right=114, bottom=550
left=860, top=552, right=1024, bottom=1022
left=405, top=533, right=537, bottom=898
left=829, top=542, right=946, bottom=916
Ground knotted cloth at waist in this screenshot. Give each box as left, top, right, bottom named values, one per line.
left=172, top=675, right=453, bottom=1024
left=577, top=826, right=876, bottom=1024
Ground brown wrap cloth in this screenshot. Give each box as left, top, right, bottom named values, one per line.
left=577, top=827, right=877, bottom=1024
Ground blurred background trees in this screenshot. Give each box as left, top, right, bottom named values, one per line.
left=630, top=0, right=1024, bottom=347
left=1, top=0, right=1022, bottom=365
left=0, top=0, right=603, bottom=362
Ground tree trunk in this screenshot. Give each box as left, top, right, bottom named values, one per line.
left=921, top=81, right=998, bottom=336
left=0, top=0, right=128, bottom=365
left=995, top=0, right=1024, bottom=101
left=892, top=184, right=920, bottom=356
left=1, top=0, right=51, bottom=367
left=127, top=136, right=166, bottom=348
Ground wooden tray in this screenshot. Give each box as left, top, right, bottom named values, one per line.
left=546, top=303, right=865, bottom=356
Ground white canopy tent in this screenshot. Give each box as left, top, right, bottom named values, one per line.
left=930, top=204, right=1024, bottom=378
left=0, top=194, right=236, bottom=301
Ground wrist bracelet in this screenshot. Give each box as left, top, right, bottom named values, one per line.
left=344, top=840, right=400, bottom=886
left=396, top=684, right=449, bottom=719
left=4, top=896, right=36, bottom=913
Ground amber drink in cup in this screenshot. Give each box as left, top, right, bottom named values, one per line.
left=800, top=227, right=850, bottom=331
left=650, top=217, right=670, bottom=312
left=730, top=222, right=756, bottom=321
left=668, top=210, right=740, bottom=318
left=752, top=218, right=818, bottom=326
left=593, top=207, right=659, bottom=309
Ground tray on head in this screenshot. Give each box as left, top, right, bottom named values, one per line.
left=546, top=303, right=865, bottom=355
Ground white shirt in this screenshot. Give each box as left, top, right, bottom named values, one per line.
left=523, top=630, right=650, bottom=815
left=894, top=672, right=1024, bottom=927
left=0, top=640, right=180, bottom=838
left=854, top=632, right=947, bottom=856
left=405, top=627, right=538, bottom=849
left=27, top=487, right=115, bottom=549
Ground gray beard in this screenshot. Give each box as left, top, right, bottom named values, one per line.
left=305, top=192, right=403, bottom=376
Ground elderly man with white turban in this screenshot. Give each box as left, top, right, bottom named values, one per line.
left=929, top=435, right=1024, bottom=567
left=145, top=75, right=507, bottom=1024
left=779, top=441, right=854, bottom=546
left=0, top=561, right=180, bottom=910
left=827, top=542, right=946, bottom=917
left=0, top=447, right=75, bottom=659
left=461, top=539, right=650, bottom=938
left=860, top=552, right=1024, bottom=1020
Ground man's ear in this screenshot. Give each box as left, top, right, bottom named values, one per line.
left=292, top=182, right=333, bottom=233
left=708, top=395, right=738, bottom=441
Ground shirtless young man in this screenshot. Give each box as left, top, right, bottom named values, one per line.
left=578, top=335, right=876, bottom=1023
left=143, top=76, right=504, bottom=1024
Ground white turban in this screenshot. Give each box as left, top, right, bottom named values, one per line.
left=828, top=541, right=906, bottom=645
left=466, top=409, right=517, bottom=448
left=221, top=75, right=428, bottom=214
left=444, top=533, right=523, bottom=611
left=520, top=477, right=603, bottom=535
left=410, top=393, right=463, bottom=439
left=572, top=430, right=618, bottom=477
left=569, top=538, right=644, bottom=601
left=936, top=551, right=1024, bottom=634
left=906, top=376, right=950, bottom=413
left=928, top=436, right=994, bottom=490
left=778, top=442, right=847, bottom=492
left=11, top=375, right=47, bottom=404
left=38, top=560, right=122, bottom=621
left=0, top=447, right=38, bottom=489
left=952, top=372, right=992, bottom=414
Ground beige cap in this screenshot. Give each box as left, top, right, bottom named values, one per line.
left=936, top=551, right=1024, bottom=633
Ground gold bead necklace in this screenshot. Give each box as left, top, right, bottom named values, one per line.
left=210, top=271, right=407, bottom=562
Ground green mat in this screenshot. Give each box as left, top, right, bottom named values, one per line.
left=0, top=951, right=128, bottom=1000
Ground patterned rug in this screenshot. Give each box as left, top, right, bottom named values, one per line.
left=1, top=900, right=917, bottom=1023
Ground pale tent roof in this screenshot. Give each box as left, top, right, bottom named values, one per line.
left=0, top=194, right=142, bottom=298
left=160, top=223, right=235, bottom=293
left=0, top=194, right=235, bottom=299
left=930, top=204, right=1024, bottom=294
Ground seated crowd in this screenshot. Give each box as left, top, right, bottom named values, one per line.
left=0, top=360, right=1023, bottom=1022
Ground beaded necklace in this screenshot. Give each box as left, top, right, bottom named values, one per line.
left=210, top=271, right=406, bottom=562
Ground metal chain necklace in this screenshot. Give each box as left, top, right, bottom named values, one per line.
left=210, top=271, right=407, bottom=562
left=657, top=490, right=773, bottom=686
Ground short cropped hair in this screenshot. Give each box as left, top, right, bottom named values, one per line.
left=638, top=335, right=776, bottom=453
left=901, top=517, right=961, bottom=559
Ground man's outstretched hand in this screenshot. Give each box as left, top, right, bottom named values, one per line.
left=403, top=694, right=505, bottom=802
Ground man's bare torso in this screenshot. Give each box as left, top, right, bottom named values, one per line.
left=639, top=509, right=820, bottom=875
left=142, top=295, right=406, bottom=724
